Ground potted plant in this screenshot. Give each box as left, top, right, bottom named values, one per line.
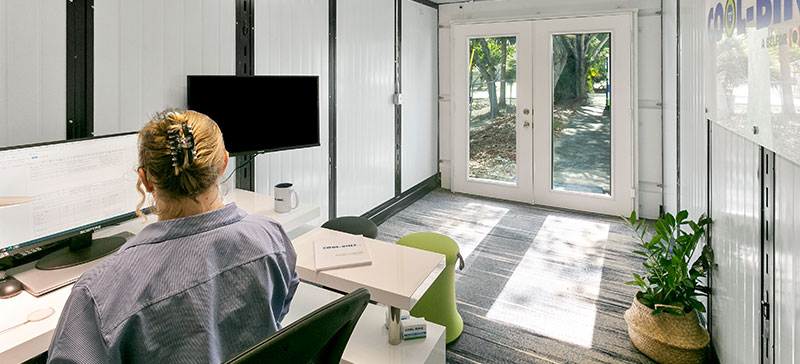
left=622, top=210, right=714, bottom=364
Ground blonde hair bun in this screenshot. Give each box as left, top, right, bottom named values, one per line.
left=136, top=108, right=227, bottom=217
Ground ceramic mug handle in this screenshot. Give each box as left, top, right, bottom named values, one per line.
left=291, top=190, right=299, bottom=209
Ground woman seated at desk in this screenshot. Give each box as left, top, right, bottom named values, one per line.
left=48, top=110, right=299, bottom=363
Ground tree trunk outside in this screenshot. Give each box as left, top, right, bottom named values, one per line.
left=478, top=39, right=498, bottom=118
left=575, top=35, right=587, bottom=101
left=499, top=39, right=507, bottom=107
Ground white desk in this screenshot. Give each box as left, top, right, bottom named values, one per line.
left=292, top=228, right=446, bottom=345
left=0, top=192, right=447, bottom=363
left=224, top=189, right=320, bottom=233
left=292, top=228, right=446, bottom=311
left=0, top=189, right=319, bottom=363
left=284, top=282, right=445, bottom=364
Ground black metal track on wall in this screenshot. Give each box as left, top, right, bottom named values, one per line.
left=329, top=0, right=338, bottom=219
left=410, top=0, right=439, bottom=9
left=235, top=0, right=256, bottom=192
left=706, top=118, right=715, bottom=356
left=66, top=0, right=94, bottom=140
left=362, top=174, right=440, bottom=225
left=394, top=0, right=403, bottom=196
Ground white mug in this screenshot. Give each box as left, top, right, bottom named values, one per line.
left=274, top=183, right=299, bottom=213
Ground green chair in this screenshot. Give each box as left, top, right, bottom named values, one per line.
left=397, top=232, right=464, bottom=344
left=322, top=216, right=378, bottom=239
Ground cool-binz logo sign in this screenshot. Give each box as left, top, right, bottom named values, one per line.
left=708, top=0, right=800, bottom=43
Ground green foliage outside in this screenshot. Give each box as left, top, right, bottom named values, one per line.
left=624, top=210, right=714, bottom=316
left=553, top=33, right=610, bottom=104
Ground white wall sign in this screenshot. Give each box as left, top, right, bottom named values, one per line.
left=707, top=0, right=800, bottom=164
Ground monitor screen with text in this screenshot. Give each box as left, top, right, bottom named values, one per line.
left=0, top=134, right=142, bottom=254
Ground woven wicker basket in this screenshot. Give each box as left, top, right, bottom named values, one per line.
left=624, top=293, right=710, bottom=364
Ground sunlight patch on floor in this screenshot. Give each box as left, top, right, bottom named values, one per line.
left=486, top=215, right=609, bottom=348
left=436, top=202, right=508, bottom=261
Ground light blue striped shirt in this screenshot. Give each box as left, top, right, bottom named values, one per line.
left=47, top=203, right=299, bottom=363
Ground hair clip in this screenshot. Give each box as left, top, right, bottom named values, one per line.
left=167, top=124, right=196, bottom=168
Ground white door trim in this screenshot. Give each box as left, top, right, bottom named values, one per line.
left=531, top=13, right=636, bottom=216
left=450, top=21, right=534, bottom=203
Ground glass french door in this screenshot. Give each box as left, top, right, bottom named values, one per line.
left=451, top=21, right=534, bottom=203
left=532, top=14, right=634, bottom=215
left=452, top=14, right=635, bottom=216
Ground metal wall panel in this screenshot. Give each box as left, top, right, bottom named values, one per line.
left=662, top=0, right=678, bottom=215
left=637, top=13, right=663, bottom=218
left=774, top=155, right=800, bottom=364
left=336, top=0, right=395, bottom=217
left=254, top=0, right=329, bottom=223
left=401, top=0, right=439, bottom=192
left=677, top=0, right=708, bottom=220
left=0, top=0, right=66, bottom=148
left=94, top=0, right=236, bottom=136
left=710, top=124, right=761, bottom=364
left=438, top=0, right=663, bottom=217
left=438, top=26, right=452, bottom=189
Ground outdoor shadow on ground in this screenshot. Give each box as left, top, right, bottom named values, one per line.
left=553, top=97, right=612, bottom=195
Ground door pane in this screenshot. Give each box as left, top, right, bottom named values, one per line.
left=468, top=36, right=517, bottom=183
left=551, top=33, right=611, bottom=195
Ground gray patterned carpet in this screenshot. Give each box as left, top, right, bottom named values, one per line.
left=377, top=189, right=656, bottom=364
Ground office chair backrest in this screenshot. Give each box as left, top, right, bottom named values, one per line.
left=225, top=288, right=370, bottom=364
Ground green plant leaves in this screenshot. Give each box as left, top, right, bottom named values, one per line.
left=676, top=210, right=689, bottom=223
left=623, top=209, right=714, bottom=316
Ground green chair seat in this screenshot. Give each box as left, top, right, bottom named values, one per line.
left=321, top=216, right=378, bottom=239
left=397, top=232, right=464, bottom=344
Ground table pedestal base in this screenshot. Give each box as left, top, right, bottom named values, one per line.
left=387, top=306, right=402, bottom=345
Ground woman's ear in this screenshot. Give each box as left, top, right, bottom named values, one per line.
left=221, top=151, right=229, bottom=174
left=138, top=168, right=155, bottom=193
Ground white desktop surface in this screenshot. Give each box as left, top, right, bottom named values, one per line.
left=292, top=228, right=447, bottom=311
left=225, top=189, right=319, bottom=233
left=283, top=282, right=446, bottom=364
left=0, top=189, right=320, bottom=363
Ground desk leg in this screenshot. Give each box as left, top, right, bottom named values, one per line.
left=387, top=306, right=402, bottom=345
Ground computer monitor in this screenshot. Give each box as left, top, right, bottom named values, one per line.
left=0, top=133, right=143, bottom=270
left=187, top=75, right=321, bottom=155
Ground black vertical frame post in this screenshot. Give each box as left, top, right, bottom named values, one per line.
left=328, top=0, right=338, bottom=219
left=394, top=0, right=402, bottom=196
left=66, top=0, right=93, bottom=139
left=760, top=147, right=775, bottom=364
left=235, top=0, right=256, bottom=191
left=706, top=118, right=714, bottom=337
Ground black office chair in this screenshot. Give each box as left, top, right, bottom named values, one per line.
left=225, top=288, right=370, bottom=364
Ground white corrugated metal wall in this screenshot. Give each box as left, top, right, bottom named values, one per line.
left=678, top=2, right=800, bottom=362
left=401, top=0, right=439, bottom=192
left=336, top=0, right=395, bottom=217
left=253, top=0, right=329, bottom=223
left=0, top=0, right=66, bottom=147
left=709, top=124, right=762, bottom=364
left=662, top=0, right=678, bottom=215
left=93, top=0, right=236, bottom=136
left=437, top=0, right=663, bottom=218
left=774, top=155, right=800, bottom=363
left=677, top=0, right=708, bottom=220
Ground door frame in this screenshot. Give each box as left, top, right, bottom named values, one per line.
left=450, top=21, right=534, bottom=203
left=448, top=11, right=638, bottom=215
left=532, top=13, right=637, bottom=216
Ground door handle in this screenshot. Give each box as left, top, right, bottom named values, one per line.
left=523, top=121, right=531, bottom=128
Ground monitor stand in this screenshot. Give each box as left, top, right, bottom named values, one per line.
left=8, top=231, right=134, bottom=296
left=36, top=232, right=132, bottom=270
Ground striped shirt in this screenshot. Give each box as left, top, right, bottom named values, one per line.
left=47, top=203, right=299, bottom=364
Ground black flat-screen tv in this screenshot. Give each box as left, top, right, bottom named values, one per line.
left=187, top=75, right=320, bottom=155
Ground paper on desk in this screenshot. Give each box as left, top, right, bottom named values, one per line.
left=313, top=235, right=372, bottom=272
left=0, top=197, right=34, bottom=207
